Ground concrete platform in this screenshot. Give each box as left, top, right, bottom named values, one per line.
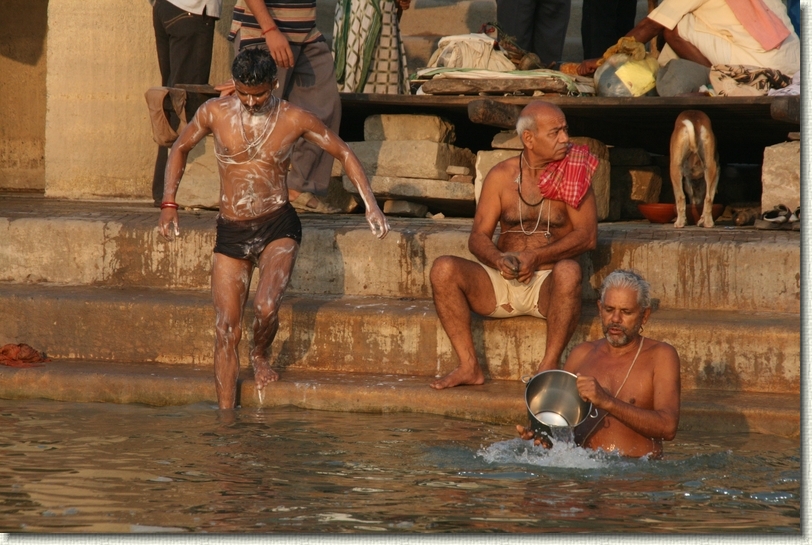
left=0, top=193, right=801, bottom=438
left=0, top=360, right=798, bottom=438
left=0, top=194, right=800, bottom=312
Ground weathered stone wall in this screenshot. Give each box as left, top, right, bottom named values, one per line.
left=0, top=1, right=48, bottom=191
left=43, top=0, right=237, bottom=200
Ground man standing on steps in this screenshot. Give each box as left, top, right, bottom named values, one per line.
left=158, top=48, right=389, bottom=409
left=429, top=101, right=598, bottom=390
left=518, top=269, right=681, bottom=458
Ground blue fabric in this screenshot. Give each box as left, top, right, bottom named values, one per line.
left=787, top=0, right=800, bottom=37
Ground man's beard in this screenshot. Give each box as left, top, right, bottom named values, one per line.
left=602, top=318, right=643, bottom=347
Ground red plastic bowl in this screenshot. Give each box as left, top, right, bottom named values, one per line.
left=638, top=203, right=724, bottom=225
left=637, top=203, right=676, bottom=223
left=686, top=204, right=724, bottom=225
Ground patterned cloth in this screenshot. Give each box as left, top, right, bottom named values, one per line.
left=333, top=0, right=409, bottom=94
left=710, top=64, right=791, bottom=96
left=536, top=144, right=598, bottom=208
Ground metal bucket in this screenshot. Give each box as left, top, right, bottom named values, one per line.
left=524, top=370, right=592, bottom=440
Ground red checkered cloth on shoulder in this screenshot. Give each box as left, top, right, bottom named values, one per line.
left=536, top=144, right=598, bottom=208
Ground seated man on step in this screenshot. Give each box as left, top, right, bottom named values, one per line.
left=576, top=0, right=800, bottom=77
left=518, top=269, right=681, bottom=458
left=158, top=48, right=389, bottom=410
left=429, top=101, right=598, bottom=390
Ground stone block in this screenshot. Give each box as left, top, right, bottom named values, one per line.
left=761, top=141, right=801, bottom=212
left=348, top=141, right=475, bottom=181
left=449, top=174, right=473, bottom=184
left=364, top=114, right=456, bottom=143
left=570, top=137, right=610, bottom=221
left=591, top=158, right=611, bottom=222
left=175, top=136, right=220, bottom=209
left=343, top=175, right=475, bottom=216
left=446, top=165, right=470, bottom=176
left=383, top=199, right=429, bottom=217
left=327, top=176, right=360, bottom=213
left=475, top=149, right=520, bottom=204
left=331, top=157, right=343, bottom=177
left=571, top=136, right=610, bottom=161
left=609, top=147, right=652, bottom=166
left=491, top=131, right=523, bottom=150
left=609, top=166, right=663, bottom=220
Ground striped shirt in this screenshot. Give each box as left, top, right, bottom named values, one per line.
left=228, top=0, right=323, bottom=46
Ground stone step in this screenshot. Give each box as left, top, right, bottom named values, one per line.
left=0, top=201, right=800, bottom=313
left=0, top=361, right=799, bottom=438
left=0, top=285, right=799, bottom=395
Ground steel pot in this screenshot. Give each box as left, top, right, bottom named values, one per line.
left=523, top=370, right=592, bottom=440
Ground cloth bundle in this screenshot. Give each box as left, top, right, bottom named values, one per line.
left=0, top=343, right=49, bottom=368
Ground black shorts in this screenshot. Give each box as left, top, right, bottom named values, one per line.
left=213, top=203, right=302, bottom=264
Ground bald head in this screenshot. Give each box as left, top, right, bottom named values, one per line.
left=516, top=101, right=565, bottom=135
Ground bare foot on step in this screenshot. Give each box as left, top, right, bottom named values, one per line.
left=430, top=365, right=485, bottom=389
left=251, top=358, right=279, bottom=390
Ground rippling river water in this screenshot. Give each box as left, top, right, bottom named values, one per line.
left=0, top=400, right=800, bottom=533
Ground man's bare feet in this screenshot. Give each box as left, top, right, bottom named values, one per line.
left=430, top=365, right=485, bottom=389
left=251, top=358, right=279, bottom=390
left=516, top=424, right=552, bottom=448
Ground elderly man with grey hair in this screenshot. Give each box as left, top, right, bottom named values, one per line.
left=429, top=101, right=599, bottom=390
left=518, top=269, right=681, bottom=458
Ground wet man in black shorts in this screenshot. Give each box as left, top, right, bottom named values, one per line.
left=158, top=48, right=389, bottom=409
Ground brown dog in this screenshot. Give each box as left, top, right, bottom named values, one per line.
left=670, top=110, right=719, bottom=228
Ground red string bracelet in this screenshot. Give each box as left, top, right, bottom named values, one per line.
left=160, top=202, right=179, bottom=210
left=261, top=25, right=278, bottom=35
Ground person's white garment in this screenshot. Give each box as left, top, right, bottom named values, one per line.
left=164, top=0, right=222, bottom=17
left=427, top=34, right=516, bottom=72
left=648, top=0, right=799, bottom=75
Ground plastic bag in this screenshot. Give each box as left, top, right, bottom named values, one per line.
left=594, top=53, right=659, bottom=97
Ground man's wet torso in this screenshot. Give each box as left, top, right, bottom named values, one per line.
left=207, top=96, right=300, bottom=221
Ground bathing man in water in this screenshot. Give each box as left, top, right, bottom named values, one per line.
left=429, top=101, right=598, bottom=389
left=158, top=48, right=389, bottom=409
left=518, top=269, right=681, bottom=458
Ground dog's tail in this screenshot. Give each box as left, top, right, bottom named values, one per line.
left=680, top=119, right=705, bottom=169
left=681, top=119, right=698, bottom=153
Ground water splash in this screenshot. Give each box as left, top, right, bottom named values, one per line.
left=477, top=438, right=617, bottom=470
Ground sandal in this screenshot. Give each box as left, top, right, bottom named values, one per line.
left=754, top=204, right=792, bottom=229
left=791, top=206, right=800, bottom=231
left=290, top=191, right=341, bottom=214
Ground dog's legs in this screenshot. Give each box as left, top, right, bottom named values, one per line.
left=698, top=145, right=719, bottom=228
left=670, top=138, right=689, bottom=228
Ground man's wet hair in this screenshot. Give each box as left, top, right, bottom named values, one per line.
left=600, top=269, right=652, bottom=309
left=232, top=47, right=278, bottom=86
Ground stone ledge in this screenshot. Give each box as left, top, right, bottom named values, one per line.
left=0, top=361, right=798, bottom=438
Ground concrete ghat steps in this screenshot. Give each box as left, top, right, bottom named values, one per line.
left=0, top=284, right=799, bottom=394
left=0, top=361, right=798, bottom=438
left=0, top=205, right=801, bottom=314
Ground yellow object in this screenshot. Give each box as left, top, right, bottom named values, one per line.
left=614, top=57, right=658, bottom=96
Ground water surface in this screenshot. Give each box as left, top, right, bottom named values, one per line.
left=0, top=400, right=800, bottom=533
